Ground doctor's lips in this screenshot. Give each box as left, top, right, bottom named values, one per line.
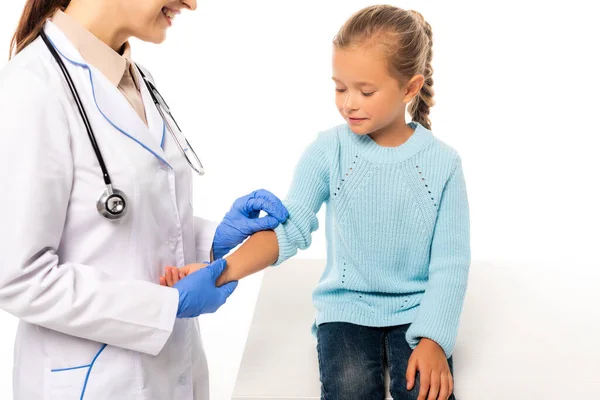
left=162, top=7, right=180, bottom=25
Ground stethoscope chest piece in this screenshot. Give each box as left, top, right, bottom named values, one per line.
left=41, top=28, right=204, bottom=222
left=97, top=185, right=128, bottom=220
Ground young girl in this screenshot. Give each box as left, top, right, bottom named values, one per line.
left=164, top=5, right=469, bottom=400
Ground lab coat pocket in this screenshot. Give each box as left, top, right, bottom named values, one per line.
left=45, top=366, right=89, bottom=400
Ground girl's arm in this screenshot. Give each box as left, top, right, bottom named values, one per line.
left=405, top=157, right=471, bottom=359
left=216, top=230, right=279, bottom=286
left=215, top=130, right=337, bottom=285
left=162, top=230, right=278, bottom=287
left=161, top=130, right=337, bottom=288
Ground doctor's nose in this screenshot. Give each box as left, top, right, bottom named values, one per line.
left=182, top=0, right=197, bottom=10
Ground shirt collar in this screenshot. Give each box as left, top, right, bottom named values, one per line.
left=51, top=10, right=135, bottom=88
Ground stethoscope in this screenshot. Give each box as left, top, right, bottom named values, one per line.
left=39, top=29, right=204, bottom=221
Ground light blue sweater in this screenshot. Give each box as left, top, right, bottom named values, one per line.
left=273, top=121, right=470, bottom=357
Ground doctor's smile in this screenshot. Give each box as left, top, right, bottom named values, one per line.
left=161, top=3, right=183, bottom=26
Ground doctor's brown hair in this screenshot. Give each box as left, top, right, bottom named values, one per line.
left=9, top=0, right=71, bottom=59
left=333, top=5, right=435, bottom=130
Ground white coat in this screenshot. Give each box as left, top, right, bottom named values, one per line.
left=0, top=20, right=217, bottom=400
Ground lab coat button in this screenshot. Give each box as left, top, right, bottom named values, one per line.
left=169, top=236, right=178, bottom=250
left=178, top=375, right=187, bottom=385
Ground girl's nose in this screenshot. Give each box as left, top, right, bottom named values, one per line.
left=343, top=93, right=359, bottom=113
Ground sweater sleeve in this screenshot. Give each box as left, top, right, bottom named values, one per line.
left=272, top=132, right=334, bottom=266
left=405, top=159, right=471, bottom=358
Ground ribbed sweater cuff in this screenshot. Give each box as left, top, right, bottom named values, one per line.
left=272, top=204, right=317, bottom=266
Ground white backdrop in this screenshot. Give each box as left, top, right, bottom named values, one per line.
left=0, top=0, right=599, bottom=399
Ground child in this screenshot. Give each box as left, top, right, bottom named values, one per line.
left=163, top=5, right=469, bottom=399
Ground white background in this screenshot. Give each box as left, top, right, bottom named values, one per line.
left=1, top=0, right=599, bottom=399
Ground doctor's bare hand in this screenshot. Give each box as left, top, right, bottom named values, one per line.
left=172, top=259, right=238, bottom=318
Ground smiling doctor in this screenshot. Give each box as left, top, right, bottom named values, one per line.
left=0, top=1, right=288, bottom=399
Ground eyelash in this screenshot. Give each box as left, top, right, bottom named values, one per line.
left=336, top=88, right=375, bottom=97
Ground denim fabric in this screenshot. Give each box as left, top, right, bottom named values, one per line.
left=317, top=322, right=456, bottom=400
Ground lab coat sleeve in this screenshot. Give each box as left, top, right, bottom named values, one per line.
left=193, top=217, right=218, bottom=263
left=0, top=72, right=178, bottom=356
left=273, top=130, right=336, bottom=266
left=405, top=159, right=471, bottom=358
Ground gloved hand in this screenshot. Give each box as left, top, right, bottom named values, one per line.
left=174, top=259, right=238, bottom=318
left=212, top=189, right=288, bottom=260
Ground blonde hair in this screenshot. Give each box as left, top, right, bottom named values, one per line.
left=333, top=5, right=435, bottom=129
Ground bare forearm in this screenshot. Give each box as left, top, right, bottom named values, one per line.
left=216, top=230, right=279, bottom=286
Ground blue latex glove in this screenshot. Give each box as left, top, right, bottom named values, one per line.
left=174, top=259, right=238, bottom=318
left=212, top=189, right=289, bottom=260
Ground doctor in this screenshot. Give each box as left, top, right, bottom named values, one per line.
left=0, top=0, right=288, bottom=399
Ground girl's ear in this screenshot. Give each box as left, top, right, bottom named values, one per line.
left=403, top=74, right=425, bottom=103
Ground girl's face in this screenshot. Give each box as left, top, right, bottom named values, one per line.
left=118, top=0, right=197, bottom=43
left=332, top=45, right=422, bottom=137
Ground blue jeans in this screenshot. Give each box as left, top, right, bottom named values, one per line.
left=317, top=322, right=456, bottom=400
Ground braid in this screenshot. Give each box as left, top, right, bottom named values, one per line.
left=408, top=10, right=435, bottom=130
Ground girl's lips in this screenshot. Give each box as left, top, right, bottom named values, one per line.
left=349, top=117, right=368, bottom=124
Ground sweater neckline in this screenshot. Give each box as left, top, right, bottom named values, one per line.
left=346, top=121, right=433, bottom=164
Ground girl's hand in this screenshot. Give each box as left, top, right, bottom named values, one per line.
left=159, top=263, right=208, bottom=287
left=406, top=338, right=454, bottom=400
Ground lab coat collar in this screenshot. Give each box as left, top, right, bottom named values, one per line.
left=51, top=10, right=132, bottom=88
left=42, top=20, right=171, bottom=169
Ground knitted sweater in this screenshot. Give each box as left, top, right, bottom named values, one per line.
left=273, top=121, right=471, bottom=357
